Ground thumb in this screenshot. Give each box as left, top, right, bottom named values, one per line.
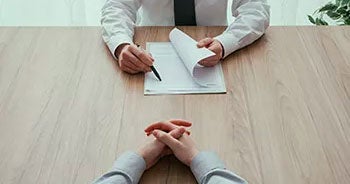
left=197, top=38, right=214, bottom=48
left=153, top=130, right=180, bottom=150
left=169, top=127, right=186, bottom=139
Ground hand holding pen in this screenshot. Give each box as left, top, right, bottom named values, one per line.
left=136, top=45, right=162, bottom=81
left=114, top=43, right=154, bottom=74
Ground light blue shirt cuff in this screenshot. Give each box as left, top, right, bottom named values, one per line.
left=190, top=151, right=226, bottom=182
left=111, top=151, right=146, bottom=183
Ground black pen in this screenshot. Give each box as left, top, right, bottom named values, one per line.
left=137, top=45, right=162, bottom=81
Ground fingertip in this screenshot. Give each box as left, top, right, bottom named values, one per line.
left=170, top=119, right=192, bottom=126
left=184, top=121, right=192, bottom=126
left=179, top=127, right=186, bottom=134
left=152, top=130, right=159, bottom=137
left=144, top=125, right=154, bottom=132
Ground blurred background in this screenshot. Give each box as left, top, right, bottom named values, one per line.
left=0, top=0, right=330, bottom=26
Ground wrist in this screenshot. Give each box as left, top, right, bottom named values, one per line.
left=115, top=43, right=130, bottom=59
left=136, top=148, right=149, bottom=167
left=187, top=148, right=200, bottom=166
left=137, top=140, right=165, bottom=169
left=214, top=39, right=224, bottom=59
left=219, top=42, right=225, bottom=59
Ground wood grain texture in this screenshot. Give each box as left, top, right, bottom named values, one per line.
left=0, top=26, right=349, bottom=184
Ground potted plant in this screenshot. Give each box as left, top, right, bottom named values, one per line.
left=308, top=0, right=350, bottom=25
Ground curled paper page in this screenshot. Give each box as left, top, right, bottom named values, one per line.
left=169, top=28, right=216, bottom=87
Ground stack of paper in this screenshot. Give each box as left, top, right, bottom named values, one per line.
left=144, top=28, right=226, bottom=95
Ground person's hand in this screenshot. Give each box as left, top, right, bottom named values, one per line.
left=152, top=130, right=199, bottom=166
left=144, top=119, right=192, bottom=136
left=137, top=127, right=186, bottom=169
left=115, top=43, right=154, bottom=74
left=197, top=38, right=224, bottom=67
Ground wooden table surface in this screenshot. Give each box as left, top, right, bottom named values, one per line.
left=0, top=26, right=349, bottom=184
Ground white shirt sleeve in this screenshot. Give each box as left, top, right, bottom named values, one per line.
left=101, top=0, right=141, bottom=59
left=215, top=0, right=270, bottom=58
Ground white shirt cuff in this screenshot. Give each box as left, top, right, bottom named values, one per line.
left=215, top=32, right=241, bottom=58
left=107, top=35, right=133, bottom=60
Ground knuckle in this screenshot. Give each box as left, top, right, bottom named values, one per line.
left=136, top=51, right=143, bottom=58
left=135, top=61, right=144, bottom=68
left=125, top=45, right=131, bottom=51
left=120, top=51, right=128, bottom=58
left=120, top=66, right=127, bottom=71
left=139, top=54, right=149, bottom=62
left=158, top=133, right=166, bottom=139
left=123, top=53, right=131, bottom=60
left=121, top=65, right=128, bottom=70
left=119, top=61, right=125, bottom=68
left=174, top=141, right=181, bottom=147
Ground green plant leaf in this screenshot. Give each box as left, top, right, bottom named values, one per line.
left=315, top=17, right=329, bottom=25
left=344, top=17, right=350, bottom=25
left=336, top=6, right=348, bottom=14
left=320, top=19, right=329, bottom=25
left=308, top=15, right=316, bottom=24
left=327, top=11, right=341, bottom=19
left=341, top=0, right=350, bottom=5
left=310, top=0, right=350, bottom=26
left=319, top=3, right=338, bottom=12
left=316, top=18, right=322, bottom=25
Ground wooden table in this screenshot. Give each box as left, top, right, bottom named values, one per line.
left=0, top=26, right=349, bottom=184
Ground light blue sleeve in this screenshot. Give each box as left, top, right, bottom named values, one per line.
left=93, top=151, right=146, bottom=184
left=190, top=151, right=248, bottom=184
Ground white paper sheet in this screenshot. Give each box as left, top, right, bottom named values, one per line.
left=144, top=28, right=226, bottom=95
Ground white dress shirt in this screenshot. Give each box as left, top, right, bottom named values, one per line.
left=101, top=0, right=270, bottom=59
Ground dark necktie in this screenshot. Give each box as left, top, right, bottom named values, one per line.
left=174, top=0, right=197, bottom=26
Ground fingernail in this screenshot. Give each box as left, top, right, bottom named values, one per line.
left=180, top=127, right=186, bottom=133
left=153, top=131, right=158, bottom=136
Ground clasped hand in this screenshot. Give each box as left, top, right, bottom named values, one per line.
left=137, top=119, right=199, bottom=169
